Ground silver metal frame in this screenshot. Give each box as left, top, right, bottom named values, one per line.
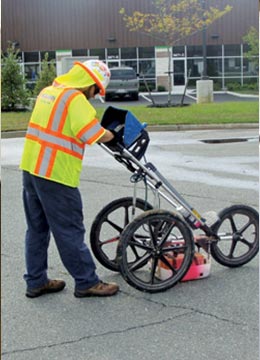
left=100, top=143, right=214, bottom=234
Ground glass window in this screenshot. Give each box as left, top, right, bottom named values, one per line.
left=187, top=59, right=203, bottom=77
left=138, top=47, right=155, bottom=58
left=207, top=59, right=223, bottom=76
left=121, top=47, right=137, bottom=59
left=224, top=44, right=241, bottom=56
left=187, top=46, right=203, bottom=57
left=224, top=58, right=241, bottom=76
left=72, top=49, right=88, bottom=56
left=243, top=59, right=258, bottom=76
left=107, top=48, right=119, bottom=59
left=89, top=48, right=105, bottom=60
left=121, top=60, right=138, bottom=73
left=172, top=46, right=185, bottom=57
left=24, top=64, right=40, bottom=81
left=207, top=45, right=222, bottom=57
left=138, top=60, right=155, bottom=78
left=24, top=52, right=40, bottom=62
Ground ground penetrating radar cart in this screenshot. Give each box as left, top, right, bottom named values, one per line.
left=90, top=107, right=259, bottom=293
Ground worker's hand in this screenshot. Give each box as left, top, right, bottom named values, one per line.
left=110, top=124, right=124, bottom=141
left=106, top=123, right=124, bottom=144
left=103, top=129, right=122, bottom=150
left=105, top=130, right=120, bottom=147
left=98, top=130, right=114, bottom=143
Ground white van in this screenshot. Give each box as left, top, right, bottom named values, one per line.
left=105, top=67, right=139, bottom=101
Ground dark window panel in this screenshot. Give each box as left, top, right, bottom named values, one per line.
left=187, top=46, right=203, bottom=57
left=121, top=47, right=137, bottom=59
left=24, top=64, right=40, bottom=80
left=187, top=59, right=203, bottom=77
left=138, top=47, right=155, bottom=58
left=207, top=58, right=223, bottom=76
left=107, top=48, right=119, bottom=59
left=207, top=45, right=222, bottom=57
left=89, top=48, right=105, bottom=60
left=224, top=58, right=242, bottom=76
left=172, top=46, right=185, bottom=57
left=72, top=49, right=88, bottom=56
left=224, top=44, right=241, bottom=56
left=139, top=60, right=155, bottom=77
left=24, top=52, right=40, bottom=62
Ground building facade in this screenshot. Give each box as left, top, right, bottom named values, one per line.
left=2, top=0, right=259, bottom=91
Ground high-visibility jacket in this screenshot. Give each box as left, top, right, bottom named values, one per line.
left=20, top=86, right=105, bottom=187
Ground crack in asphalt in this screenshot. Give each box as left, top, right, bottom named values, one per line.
left=2, top=290, right=258, bottom=357
left=2, top=310, right=192, bottom=356
left=119, top=290, right=258, bottom=330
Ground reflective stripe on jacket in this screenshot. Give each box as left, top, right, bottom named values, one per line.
left=20, top=86, right=105, bottom=187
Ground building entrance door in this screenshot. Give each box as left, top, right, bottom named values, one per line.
left=173, top=59, right=185, bottom=87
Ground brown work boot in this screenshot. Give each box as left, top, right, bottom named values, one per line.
left=74, top=281, right=119, bottom=298
left=26, top=279, right=66, bottom=298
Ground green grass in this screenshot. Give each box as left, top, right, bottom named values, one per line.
left=100, top=102, right=258, bottom=125
left=1, top=111, right=32, bottom=131
left=1, top=101, right=258, bottom=132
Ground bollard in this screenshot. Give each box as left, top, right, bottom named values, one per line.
left=196, top=79, right=214, bottom=104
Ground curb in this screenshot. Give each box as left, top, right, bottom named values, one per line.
left=2, top=130, right=27, bottom=139
left=147, top=123, right=259, bottom=132
left=140, top=90, right=259, bottom=98
left=1, top=123, right=258, bottom=139
left=226, top=91, right=259, bottom=99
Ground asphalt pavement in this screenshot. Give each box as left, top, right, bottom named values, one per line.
left=1, top=128, right=259, bottom=360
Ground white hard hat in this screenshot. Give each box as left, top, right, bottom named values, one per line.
left=79, top=59, right=110, bottom=96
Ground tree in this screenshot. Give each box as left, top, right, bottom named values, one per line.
left=1, top=42, right=30, bottom=111
left=119, top=0, right=232, bottom=105
left=34, top=52, right=57, bottom=96
left=243, top=27, right=259, bottom=66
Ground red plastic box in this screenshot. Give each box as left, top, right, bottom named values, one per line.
left=157, top=252, right=211, bottom=281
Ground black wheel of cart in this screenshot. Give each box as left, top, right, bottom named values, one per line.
left=117, top=210, right=194, bottom=293
left=90, top=197, right=153, bottom=271
left=211, top=205, right=259, bottom=267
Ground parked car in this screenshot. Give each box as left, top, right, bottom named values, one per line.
left=105, top=67, right=139, bottom=101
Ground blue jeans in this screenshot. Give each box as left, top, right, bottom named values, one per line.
left=22, top=171, right=99, bottom=290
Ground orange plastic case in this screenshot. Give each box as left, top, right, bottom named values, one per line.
left=157, top=252, right=211, bottom=282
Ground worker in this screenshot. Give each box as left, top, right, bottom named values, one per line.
left=20, top=60, right=119, bottom=298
